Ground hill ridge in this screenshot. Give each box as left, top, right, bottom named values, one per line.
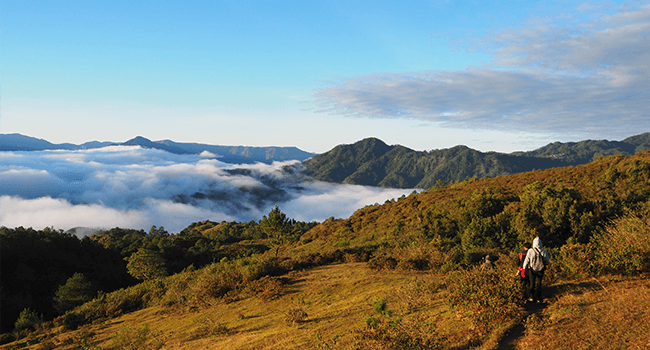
left=0, top=133, right=315, bottom=164
left=303, top=132, right=650, bottom=188
left=2, top=150, right=649, bottom=348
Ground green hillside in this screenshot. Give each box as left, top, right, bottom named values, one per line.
left=2, top=151, right=649, bottom=349
left=519, top=133, right=650, bottom=163
left=303, top=132, right=650, bottom=188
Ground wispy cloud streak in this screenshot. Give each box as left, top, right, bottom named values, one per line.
left=314, top=4, right=650, bottom=139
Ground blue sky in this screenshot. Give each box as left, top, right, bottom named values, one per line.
left=2, top=0, right=649, bottom=153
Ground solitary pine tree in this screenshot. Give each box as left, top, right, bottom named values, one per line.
left=260, top=205, right=294, bottom=258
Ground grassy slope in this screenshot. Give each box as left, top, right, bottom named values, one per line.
left=301, top=151, right=650, bottom=254
left=3, top=152, right=650, bottom=349
left=513, top=277, right=650, bottom=350
left=6, top=266, right=648, bottom=349
left=3, top=263, right=453, bottom=349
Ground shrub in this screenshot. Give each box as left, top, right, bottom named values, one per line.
left=593, top=213, right=650, bottom=275
left=373, top=299, right=391, bottom=317
left=285, top=308, right=308, bottom=324
left=35, top=337, right=57, bottom=350
left=14, top=308, right=42, bottom=332
left=66, top=326, right=98, bottom=350
left=62, top=311, right=85, bottom=330
left=368, top=256, right=398, bottom=270
left=189, top=261, right=244, bottom=305
left=445, top=266, right=524, bottom=334
left=66, top=281, right=157, bottom=328
left=547, top=244, right=594, bottom=280
left=352, top=296, right=442, bottom=349
left=243, top=275, right=286, bottom=301
left=0, top=333, right=15, bottom=345
left=397, top=258, right=431, bottom=271
left=111, top=323, right=164, bottom=350
left=190, top=315, right=230, bottom=339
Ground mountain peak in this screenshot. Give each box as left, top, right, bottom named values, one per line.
left=123, top=136, right=153, bottom=145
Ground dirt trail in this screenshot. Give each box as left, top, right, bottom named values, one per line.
left=494, top=280, right=594, bottom=350
left=496, top=301, right=547, bottom=350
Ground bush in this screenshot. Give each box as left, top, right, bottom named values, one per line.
left=593, top=213, right=650, bottom=275
left=397, top=258, right=431, bottom=271
left=368, top=256, right=398, bottom=270
left=373, top=299, right=391, bottom=317
left=547, top=244, right=594, bottom=280
left=189, top=261, right=244, bottom=305
left=0, top=332, right=15, bottom=345
left=62, top=312, right=86, bottom=330
left=190, top=315, right=230, bottom=339
left=285, top=308, right=308, bottom=324
left=242, top=275, right=286, bottom=301
left=14, top=308, right=42, bottom=332
left=445, top=266, right=524, bottom=334
left=111, top=323, right=164, bottom=350
left=65, top=281, right=157, bottom=329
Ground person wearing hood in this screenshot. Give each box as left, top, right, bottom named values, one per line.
left=522, top=237, right=551, bottom=303
left=481, top=254, right=496, bottom=271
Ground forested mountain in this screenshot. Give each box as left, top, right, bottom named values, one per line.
left=154, top=138, right=315, bottom=163
left=513, top=133, right=650, bottom=163
left=3, top=151, right=649, bottom=348
left=303, top=132, right=650, bottom=188
left=0, top=134, right=315, bottom=164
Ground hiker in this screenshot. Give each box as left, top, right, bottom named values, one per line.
left=516, top=242, right=532, bottom=299
left=481, top=254, right=496, bottom=271
left=522, top=237, right=551, bottom=303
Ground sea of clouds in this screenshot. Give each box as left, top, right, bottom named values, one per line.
left=0, top=146, right=416, bottom=233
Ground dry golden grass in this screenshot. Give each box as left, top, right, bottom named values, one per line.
left=514, top=277, right=650, bottom=350
left=1, top=263, right=452, bottom=350
left=3, top=265, right=649, bottom=349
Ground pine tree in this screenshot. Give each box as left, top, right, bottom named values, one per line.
left=125, top=248, right=167, bottom=281
left=260, top=205, right=293, bottom=258
left=53, top=273, right=94, bottom=314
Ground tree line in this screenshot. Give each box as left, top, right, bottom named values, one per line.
left=0, top=213, right=318, bottom=334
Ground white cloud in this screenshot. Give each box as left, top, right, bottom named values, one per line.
left=282, top=183, right=415, bottom=222
left=199, top=150, right=218, bottom=158
left=0, top=196, right=147, bottom=231
left=0, top=148, right=415, bottom=232
left=313, top=4, right=650, bottom=140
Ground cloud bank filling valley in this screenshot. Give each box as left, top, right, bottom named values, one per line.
left=0, top=146, right=416, bottom=232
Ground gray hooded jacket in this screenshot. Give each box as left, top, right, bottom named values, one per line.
left=522, top=237, right=551, bottom=272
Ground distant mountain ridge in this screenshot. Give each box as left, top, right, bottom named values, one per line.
left=4, top=132, right=649, bottom=184
left=0, top=134, right=315, bottom=164
left=302, top=132, right=650, bottom=189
